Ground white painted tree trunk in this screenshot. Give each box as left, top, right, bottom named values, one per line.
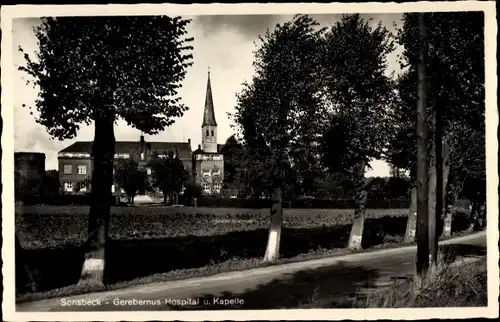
left=348, top=164, right=368, bottom=250
left=404, top=187, right=418, bottom=243
left=263, top=187, right=283, bottom=262
left=79, top=258, right=105, bottom=286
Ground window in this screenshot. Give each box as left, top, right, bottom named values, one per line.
left=64, top=182, right=73, bottom=192
left=77, top=165, right=87, bottom=175
left=63, top=164, right=73, bottom=174
left=140, top=152, right=145, bottom=160
left=80, top=185, right=87, bottom=192
left=214, top=184, right=222, bottom=193
left=111, top=185, right=115, bottom=193
left=206, top=129, right=209, bottom=137
left=213, top=169, right=221, bottom=176
left=211, top=130, right=214, bottom=136
left=202, top=170, right=211, bottom=177
left=146, top=167, right=152, bottom=175
left=203, top=183, right=211, bottom=194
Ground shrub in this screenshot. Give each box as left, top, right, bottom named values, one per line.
left=18, top=194, right=117, bottom=206
left=354, top=258, right=487, bottom=308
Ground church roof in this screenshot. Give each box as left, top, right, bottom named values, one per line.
left=202, top=69, right=217, bottom=127
left=59, top=140, right=193, bottom=160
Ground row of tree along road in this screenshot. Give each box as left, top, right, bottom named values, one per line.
left=16, top=13, right=485, bottom=286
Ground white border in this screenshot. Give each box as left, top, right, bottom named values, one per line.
left=2, top=2, right=498, bottom=321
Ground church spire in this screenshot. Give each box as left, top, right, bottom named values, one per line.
left=202, top=67, right=217, bottom=127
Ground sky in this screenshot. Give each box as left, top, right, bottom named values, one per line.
left=12, top=13, right=403, bottom=175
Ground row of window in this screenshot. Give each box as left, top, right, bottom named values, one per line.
left=206, top=129, right=215, bottom=137
left=63, top=162, right=155, bottom=176
left=63, top=164, right=87, bottom=175
left=63, top=181, right=88, bottom=192
left=202, top=169, right=221, bottom=177
left=203, top=183, right=222, bottom=194
left=63, top=181, right=127, bottom=193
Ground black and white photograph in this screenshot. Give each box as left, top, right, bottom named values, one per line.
left=1, top=2, right=498, bottom=320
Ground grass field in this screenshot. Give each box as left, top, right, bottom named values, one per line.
left=15, top=205, right=472, bottom=301
left=15, top=205, right=409, bottom=248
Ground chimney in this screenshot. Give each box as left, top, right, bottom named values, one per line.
left=139, top=135, right=145, bottom=154
left=198, top=144, right=201, bottom=150
left=188, top=138, right=191, bottom=145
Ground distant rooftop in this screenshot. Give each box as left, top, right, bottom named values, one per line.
left=193, top=144, right=225, bottom=155
left=59, top=140, right=193, bottom=160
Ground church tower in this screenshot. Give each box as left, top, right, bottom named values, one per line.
left=201, top=68, right=218, bottom=153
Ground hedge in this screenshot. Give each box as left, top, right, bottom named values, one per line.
left=16, top=194, right=470, bottom=210
left=195, top=197, right=410, bottom=209
left=17, top=194, right=118, bottom=206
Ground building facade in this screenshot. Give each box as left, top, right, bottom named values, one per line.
left=58, top=68, right=224, bottom=196
left=58, top=138, right=193, bottom=194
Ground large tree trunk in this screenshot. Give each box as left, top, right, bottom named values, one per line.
left=404, top=186, right=418, bottom=243
left=468, top=185, right=486, bottom=231
left=436, top=134, right=450, bottom=238
left=263, top=186, right=283, bottom=262
left=468, top=193, right=479, bottom=232
left=415, top=12, right=430, bottom=275
left=477, top=200, right=486, bottom=230
left=428, top=140, right=438, bottom=265
left=78, top=113, right=115, bottom=287
left=348, top=162, right=368, bottom=250
left=442, top=174, right=462, bottom=237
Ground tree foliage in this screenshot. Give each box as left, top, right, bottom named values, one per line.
left=233, top=14, right=326, bottom=190
left=390, top=12, right=485, bottom=180
left=319, top=14, right=396, bottom=176
left=220, top=135, right=245, bottom=190
left=19, top=16, right=194, bottom=139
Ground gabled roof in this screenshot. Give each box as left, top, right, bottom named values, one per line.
left=202, top=69, right=217, bottom=127
left=59, top=141, right=193, bottom=160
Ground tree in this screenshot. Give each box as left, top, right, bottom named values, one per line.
left=233, top=15, right=326, bottom=262
left=113, top=158, right=148, bottom=203
left=19, top=16, right=194, bottom=286
left=319, top=14, right=396, bottom=250
left=415, top=13, right=431, bottom=272
left=220, top=135, right=246, bottom=194
left=395, top=12, right=485, bottom=244
left=148, top=150, right=190, bottom=204
left=184, top=182, right=202, bottom=206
